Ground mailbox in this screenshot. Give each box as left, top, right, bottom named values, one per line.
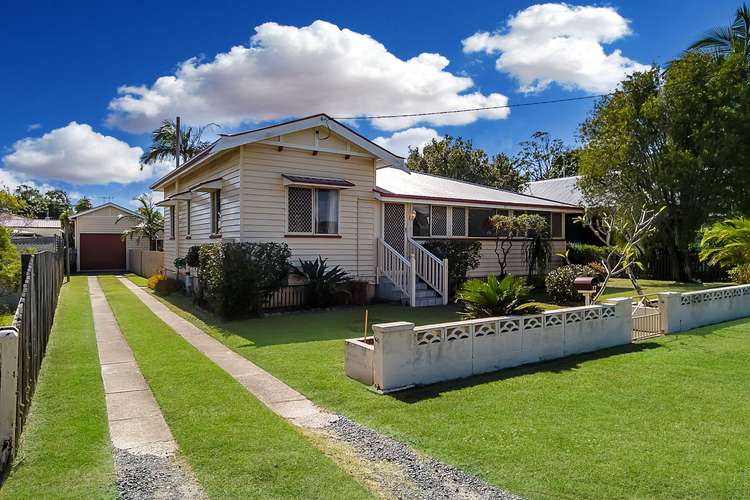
left=574, top=277, right=599, bottom=292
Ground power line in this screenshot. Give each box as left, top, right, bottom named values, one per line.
left=332, top=93, right=612, bottom=121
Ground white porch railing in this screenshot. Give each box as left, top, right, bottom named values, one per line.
left=407, top=237, right=449, bottom=305
left=378, top=238, right=415, bottom=307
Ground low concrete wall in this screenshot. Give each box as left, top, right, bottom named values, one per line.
left=344, top=338, right=374, bottom=385
left=127, top=250, right=164, bottom=278
left=347, top=298, right=632, bottom=392
left=659, top=284, right=750, bottom=333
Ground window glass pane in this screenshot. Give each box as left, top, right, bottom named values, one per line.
left=315, top=189, right=339, bottom=234
left=525, top=210, right=550, bottom=238
left=468, top=208, right=495, bottom=237
left=288, top=187, right=313, bottom=233
left=186, top=200, right=191, bottom=235
left=169, top=206, right=175, bottom=238
left=551, top=212, right=563, bottom=238
left=451, top=207, right=466, bottom=236
left=412, top=204, right=430, bottom=237
left=431, top=206, right=447, bottom=236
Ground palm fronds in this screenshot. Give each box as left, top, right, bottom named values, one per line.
left=699, top=216, right=750, bottom=267
left=140, top=119, right=216, bottom=168
left=456, top=275, right=536, bottom=319
left=116, top=194, right=164, bottom=250
left=688, top=3, right=750, bottom=60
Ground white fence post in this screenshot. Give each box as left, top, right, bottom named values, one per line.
left=409, top=254, right=416, bottom=307
left=0, top=326, right=19, bottom=469
left=372, top=321, right=416, bottom=392
left=658, top=292, right=682, bottom=334
left=442, top=257, right=449, bottom=305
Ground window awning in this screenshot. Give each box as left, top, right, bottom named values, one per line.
left=191, top=178, right=223, bottom=192
left=156, top=199, right=178, bottom=207
left=282, top=174, right=355, bottom=189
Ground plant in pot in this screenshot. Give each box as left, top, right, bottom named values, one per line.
left=291, top=256, right=351, bottom=308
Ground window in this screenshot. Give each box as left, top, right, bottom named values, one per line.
left=186, top=200, right=191, bottom=236
left=210, top=190, right=221, bottom=234
left=468, top=208, right=496, bottom=237
left=431, top=206, right=447, bottom=236
left=451, top=207, right=466, bottom=237
left=287, top=187, right=339, bottom=235
left=169, top=206, right=175, bottom=239
left=412, top=204, right=430, bottom=237
left=551, top=212, right=563, bottom=238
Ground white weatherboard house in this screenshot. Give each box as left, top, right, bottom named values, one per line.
left=150, top=114, right=581, bottom=307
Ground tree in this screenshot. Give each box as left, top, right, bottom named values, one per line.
left=14, top=185, right=47, bottom=218
left=140, top=119, right=215, bottom=168
left=490, top=213, right=548, bottom=277
left=0, top=225, right=21, bottom=296
left=0, top=189, right=27, bottom=214
left=689, top=3, right=750, bottom=61
left=44, top=189, right=71, bottom=219
left=578, top=205, right=665, bottom=302
left=407, top=136, right=528, bottom=191
left=514, top=131, right=578, bottom=181
left=74, top=197, right=93, bottom=213
left=116, top=194, right=164, bottom=250
left=578, top=53, right=750, bottom=281
left=698, top=216, right=750, bottom=268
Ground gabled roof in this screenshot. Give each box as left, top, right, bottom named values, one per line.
left=375, top=167, right=580, bottom=210
left=523, top=176, right=584, bottom=207
left=69, top=202, right=141, bottom=219
left=150, top=113, right=405, bottom=190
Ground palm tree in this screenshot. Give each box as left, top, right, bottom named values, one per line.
left=117, top=194, right=164, bottom=251
left=140, top=119, right=216, bottom=169
left=688, top=3, right=750, bottom=60
left=699, top=216, right=750, bottom=268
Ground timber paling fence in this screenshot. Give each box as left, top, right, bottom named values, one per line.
left=0, top=250, right=64, bottom=473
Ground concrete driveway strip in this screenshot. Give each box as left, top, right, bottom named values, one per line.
left=88, top=277, right=205, bottom=499
left=117, top=276, right=337, bottom=429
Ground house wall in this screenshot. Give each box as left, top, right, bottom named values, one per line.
left=163, top=150, right=242, bottom=272
left=470, top=239, right=567, bottom=278
left=74, top=206, right=150, bottom=270
left=240, top=140, right=379, bottom=281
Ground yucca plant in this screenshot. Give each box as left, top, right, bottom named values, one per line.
left=291, top=256, right=351, bottom=308
left=456, top=274, right=536, bottom=320
left=699, top=216, right=750, bottom=268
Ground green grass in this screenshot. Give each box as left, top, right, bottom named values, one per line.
left=98, top=276, right=370, bottom=499
left=0, top=312, right=13, bottom=326
left=0, top=277, right=115, bottom=499
left=154, top=288, right=750, bottom=499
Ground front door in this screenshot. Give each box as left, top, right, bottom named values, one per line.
left=383, top=203, right=406, bottom=255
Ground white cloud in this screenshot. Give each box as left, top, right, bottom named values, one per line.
left=0, top=168, right=55, bottom=193
left=462, top=3, right=649, bottom=93
left=27, top=123, right=42, bottom=132
left=2, top=122, right=170, bottom=185
left=107, top=20, right=510, bottom=133
left=373, top=127, right=439, bottom=157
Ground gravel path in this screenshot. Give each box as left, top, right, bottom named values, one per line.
left=114, top=448, right=205, bottom=500
left=326, top=416, right=520, bottom=500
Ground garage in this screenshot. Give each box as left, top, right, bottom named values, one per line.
left=70, top=202, right=149, bottom=272
left=79, top=233, right=126, bottom=270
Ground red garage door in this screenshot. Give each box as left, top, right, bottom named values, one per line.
left=80, top=234, right=126, bottom=271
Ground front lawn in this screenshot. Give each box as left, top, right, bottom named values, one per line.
left=151, top=286, right=750, bottom=499
left=99, top=276, right=370, bottom=499
left=0, top=277, right=115, bottom=499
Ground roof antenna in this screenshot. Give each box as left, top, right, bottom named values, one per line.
left=175, top=116, right=181, bottom=168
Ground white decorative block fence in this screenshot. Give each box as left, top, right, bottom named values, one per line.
left=345, top=298, right=632, bottom=392
left=658, top=284, right=750, bottom=333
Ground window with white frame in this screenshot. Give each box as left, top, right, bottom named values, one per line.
left=451, top=207, right=466, bottom=236
left=287, top=187, right=339, bottom=235
left=210, top=190, right=221, bottom=234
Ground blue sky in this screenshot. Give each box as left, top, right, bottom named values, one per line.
left=0, top=0, right=738, bottom=207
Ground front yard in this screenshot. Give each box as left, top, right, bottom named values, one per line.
left=150, top=277, right=750, bottom=499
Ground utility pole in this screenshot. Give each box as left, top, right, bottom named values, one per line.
left=175, top=116, right=181, bottom=168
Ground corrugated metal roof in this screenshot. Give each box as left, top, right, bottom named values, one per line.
left=523, top=176, right=584, bottom=207
left=375, top=167, right=578, bottom=209
left=0, top=215, right=61, bottom=228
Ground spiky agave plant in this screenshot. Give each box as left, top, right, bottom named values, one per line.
left=699, top=216, right=750, bottom=268
left=291, top=256, right=351, bottom=307
left=456, top=274, right=536, bottom=320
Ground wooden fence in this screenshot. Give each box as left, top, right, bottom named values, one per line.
left=263, top=285, right=307, bottom=310
left=128, top=249, right=164, bottom=278
left=0, top=250, right=64, bottom=473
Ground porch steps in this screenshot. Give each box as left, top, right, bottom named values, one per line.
left=377, top=277, right=443, bottom=307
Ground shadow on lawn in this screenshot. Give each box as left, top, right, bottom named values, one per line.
left=391, top=341, right=663, bottom=404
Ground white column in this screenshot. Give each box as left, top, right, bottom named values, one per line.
left=658, top=292, right=683, bottom=334
left=372, top=321, right=416, bottom=392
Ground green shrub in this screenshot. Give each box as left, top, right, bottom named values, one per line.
left=545, top=264, right=596, bottom=303
left=185, top=245, right=201, bottom=268
left=198, top=242, right=291, bottom=317
left=174, top=257, right=187, bottom=270
left=456, top=274, right=537, bottom=319
left=728, top=264, right=750, bottom=284
left=291, top=256, right=351, bottom=308
left=421, top=240, right=482, bottom=295
left=0, top=226, right=20, bottom=296
left=567, top=243, right=608, bottom=265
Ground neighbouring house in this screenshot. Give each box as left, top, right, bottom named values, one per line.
left=69, top=202, right=150, bottom=271
left=0, top=214, right=63, bottom=238
left=523, top=176, right=598, bottom=244
left=150, top=114, right=582, bottom=307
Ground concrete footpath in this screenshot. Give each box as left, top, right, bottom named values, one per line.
left=88, top=276, right=204, bottom=499
left=117, top=276, right=337, bottom=429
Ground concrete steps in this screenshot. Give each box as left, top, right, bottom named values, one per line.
left=376, top=276, right=443, bottom=307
